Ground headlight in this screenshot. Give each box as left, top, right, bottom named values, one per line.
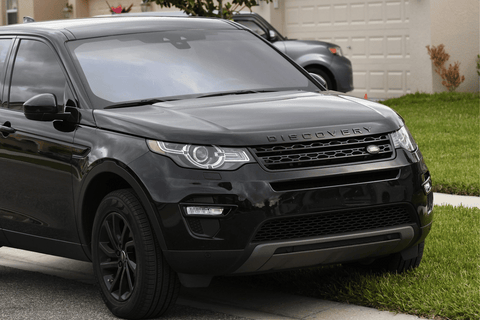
left=147, top=140, right=252, bottom=170
left=391, top=126, right=417, bottom=152
left=328, top=46, right=343, bottom=57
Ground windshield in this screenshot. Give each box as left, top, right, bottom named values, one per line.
left=67, top=29, right=318, bottom=109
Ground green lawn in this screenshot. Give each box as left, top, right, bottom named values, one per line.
left=225, top=206, right=480, bottom=320
left=381, top=92, right=480, bottom=196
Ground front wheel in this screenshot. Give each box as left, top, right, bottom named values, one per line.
left=305, top=67, right=334, bottom=91
left=92, top=189, right=179, bottom=319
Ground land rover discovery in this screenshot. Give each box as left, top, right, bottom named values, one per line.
left=0, top=16, right=433, bottom=319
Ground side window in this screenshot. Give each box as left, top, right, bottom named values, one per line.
left=0, top=39, right=11, bottom=72
left=236, top=20, right=267, bottom=38
left=9, top=39, right=66, bottom=111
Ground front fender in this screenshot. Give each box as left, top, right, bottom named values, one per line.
left=75, top=160, right=169, bottom=260
left=72, top=125, right=168, bottom=260
left=295, top=53, right=332, bottom=69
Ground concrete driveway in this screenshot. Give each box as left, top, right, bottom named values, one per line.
left=0, top=247, right=427, bottom=320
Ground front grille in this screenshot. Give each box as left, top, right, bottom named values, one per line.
left=252, top=204, right=414, bottom=243
left=251, top=134, right=394, bottom=171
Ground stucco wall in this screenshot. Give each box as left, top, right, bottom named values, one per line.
left=69, top=0, right=90, bottom=19
left=34, top=0, right=65, bottom=21
left=3, top=0, right=64, bottom=24
left=0, top=1, right=4, bottom=25
left=430, top=0, right=479, bottom=92
left=409, top=0, right=434, bottom=94
left=17, top=0, right=34, bottom=23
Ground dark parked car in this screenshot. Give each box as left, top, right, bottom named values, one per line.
left=0, top=16, right=432, bottom=319
left=232, top=12, right=353, bottom=92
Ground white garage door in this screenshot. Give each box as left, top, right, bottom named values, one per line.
left=284, top=0, right=411, bottom=99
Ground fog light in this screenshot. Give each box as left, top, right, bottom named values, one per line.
left=423, top=180, right=432, bottom=195
left=186, top=206, right=224, bottom=216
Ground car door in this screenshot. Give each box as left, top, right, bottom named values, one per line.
left=0, top=37, right=13, bottom=246
left=0, top=37, right=80, bottom=250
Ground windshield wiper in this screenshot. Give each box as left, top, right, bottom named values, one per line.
left=195, top=90, right=278, bottom=99
left=105, top=98, right=177, bottom=109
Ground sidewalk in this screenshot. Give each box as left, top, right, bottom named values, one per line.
left=434, top=192, right=480, bottom=208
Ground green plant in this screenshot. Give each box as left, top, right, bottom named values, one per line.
left=426, top=44, right=465, bottom=92
left=152, top=0, right=271, bottom=20
left=105, top=1, right=133, bottom=13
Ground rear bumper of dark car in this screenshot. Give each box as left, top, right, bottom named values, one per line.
left=131, top=148, right=433, bottom=277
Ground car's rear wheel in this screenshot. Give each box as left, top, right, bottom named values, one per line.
left=92, top=189, right=179, bottom=319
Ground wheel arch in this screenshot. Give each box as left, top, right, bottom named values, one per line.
left=77, top=160, right=167, bottom=260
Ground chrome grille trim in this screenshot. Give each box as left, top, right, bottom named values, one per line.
left=251, top=134, right=394, bottom=170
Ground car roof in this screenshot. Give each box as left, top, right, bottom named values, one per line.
left=0, top=16, right=237, bottom=40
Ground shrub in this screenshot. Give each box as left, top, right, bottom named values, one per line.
left=151, top=0, right=271, bottom=19
left=426, top=44, right=465, bottom=92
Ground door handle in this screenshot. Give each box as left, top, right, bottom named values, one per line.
left=0, top=122, right=16, bottom=135
left=0, top=126, right=15, bottom=134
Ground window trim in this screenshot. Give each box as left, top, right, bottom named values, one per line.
left=0, top=37, right=15, bottom=108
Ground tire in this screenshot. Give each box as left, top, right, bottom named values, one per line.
left=359, top=242, right=425, bottom=273
left=305, top=67, right=334, bottom=91
left=92, top=189, right=180, bottom=319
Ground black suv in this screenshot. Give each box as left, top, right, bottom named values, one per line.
left=0, top=16, right=432, bottom=319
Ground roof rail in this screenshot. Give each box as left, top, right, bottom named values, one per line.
left=23, top=16, right=35, bottom=23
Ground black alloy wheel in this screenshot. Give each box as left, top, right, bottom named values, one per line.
left=92, top=189, right=179, bottom=319
left=97, top=212, right=137, bottom=301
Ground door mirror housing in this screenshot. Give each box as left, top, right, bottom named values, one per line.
left=24, top=93, right=76, bottom=122
left=309, top=73, right=328, bottom=90
left=268, top=30, right=278, bottom=42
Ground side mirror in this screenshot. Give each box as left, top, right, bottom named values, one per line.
left=24, top=93, right=75, bottom=122
left=268, top=30, right=278, bottom=42
left=309, top=73, right=328, bottom=90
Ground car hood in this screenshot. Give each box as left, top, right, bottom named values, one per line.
left=93, top=91, right=402, bottom=146
left=284, top=39, right=333, bottom=47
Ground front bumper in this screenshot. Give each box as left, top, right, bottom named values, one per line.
left=235, top=225, right=415, bottom=273
left=130, top=147, right=433, bottom=276
left=332, top=55, right=354, bottom=92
